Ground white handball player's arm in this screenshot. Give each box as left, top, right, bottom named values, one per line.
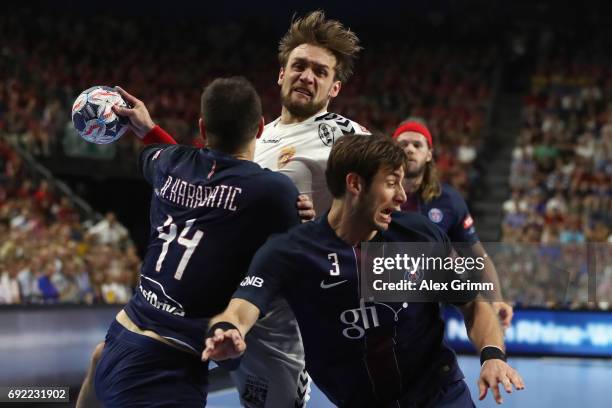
left=297, top=194, right=316, bottom=222
left=201, top=298, right=260, bottom=362
left=112, top=86, right=156, bottom=139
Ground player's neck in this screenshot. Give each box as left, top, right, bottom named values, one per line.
left=279, top=105, right=327, bottom=125
left=328, top=200, right=377, bottom=246
left=403, top=174, right=424, bottom=193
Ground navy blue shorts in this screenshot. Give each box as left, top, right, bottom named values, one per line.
left=95, top=320, right=208, bottom=408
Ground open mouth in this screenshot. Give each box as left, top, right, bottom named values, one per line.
left=380, top=208, right=394, bottom=223
left=293, top=87, right=313, bottom=99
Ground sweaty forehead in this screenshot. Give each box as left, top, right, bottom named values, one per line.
left=287, top=44, right=337, bottom=68
left=378, top=165, right=405, bottom=179
left=396, top=131, right=428, bottom=145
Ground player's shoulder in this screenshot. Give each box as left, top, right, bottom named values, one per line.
left=263, top=117, right=281, bottom=132
left=439, top=183, right=465, bottom=202
left=247, top=168, right=299, bottom=206
left=389, top=211, right=449, bottom=244
left=438, top=183, right=470, bottom=212
left=313, top=111, right=370, bottom=135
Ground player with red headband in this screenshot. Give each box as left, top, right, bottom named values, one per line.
left=392, top=120, right=513, bottom=328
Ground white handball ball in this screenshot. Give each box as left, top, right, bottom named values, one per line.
left=71, top=86, right=129, bottom=144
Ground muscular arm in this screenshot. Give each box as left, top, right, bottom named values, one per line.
left=458, top=300, right=504, bottom=351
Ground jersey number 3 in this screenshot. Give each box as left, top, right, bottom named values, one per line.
left=156, top=215, right=204, bottom=280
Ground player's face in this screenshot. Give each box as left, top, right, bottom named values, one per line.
left=278, top=44, right=341, bottom=118
left=395, top=132, right=432, bottom=177
left=356, top=166, right=407, bottom=231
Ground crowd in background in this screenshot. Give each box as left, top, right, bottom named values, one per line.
left=0, top=138, right=139, bottom=304
left=501, top=43, right=612, bottom=308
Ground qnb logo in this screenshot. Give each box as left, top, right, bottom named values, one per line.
left=339, top=298, right=380, bottom=339
left=240, top=276, right=264, bottom=288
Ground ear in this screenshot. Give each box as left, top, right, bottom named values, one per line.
left=199, top=118, right=207, bottom=145
left=345, top=172, right=362, bottom=196
left=426, top=148, right=433, bottom=163
left=256, top=117, right=264, bottom=139
left=329, top=80, right=341, bottom=98
left=277, top=67, right=285, bottom=86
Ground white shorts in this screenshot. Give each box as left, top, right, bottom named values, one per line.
left=230, top=297, right=310, bottom=408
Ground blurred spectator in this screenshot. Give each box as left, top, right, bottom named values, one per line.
left=87, top=212, right=129, bottom=247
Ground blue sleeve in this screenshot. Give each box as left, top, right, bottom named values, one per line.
left=447, top=193, right=479, bottom=244
left=138, top=144, right=179, bottom=186
left=264, top=173, right=301, bottom=233
left=232, top=236, right=294, bottom=315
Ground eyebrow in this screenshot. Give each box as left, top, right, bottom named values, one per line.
left=292, top=57, right=331, bottom=71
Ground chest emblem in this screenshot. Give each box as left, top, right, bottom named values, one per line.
left=318, top=123, right=335, bottom=146
left=428, top=208, right=444, bottom=223
left=277, top=146, right=296, bottom=169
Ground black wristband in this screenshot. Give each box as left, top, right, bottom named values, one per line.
left=206, top=321, right=242, bottom=340
left=480, top=346, right=506, bottom=365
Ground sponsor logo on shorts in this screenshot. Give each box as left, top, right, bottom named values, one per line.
left=243, top=375, right=268, bottom=408
left=428, top=208, right=444, bottom=223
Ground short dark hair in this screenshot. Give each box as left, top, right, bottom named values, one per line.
left=326, top=134, right=409, bottom=198
left=278, top=10, right=362, bottom=83
left=200, top=77, right=262, bottom=153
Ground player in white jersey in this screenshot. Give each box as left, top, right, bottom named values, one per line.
left=229, top=11, right=370, bottom=408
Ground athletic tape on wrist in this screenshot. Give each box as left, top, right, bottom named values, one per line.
left=206, top=321, right=242, bottom=339
left=480, top=345, right=506, bottom=366
left=206, top=322, right=243, bottom=371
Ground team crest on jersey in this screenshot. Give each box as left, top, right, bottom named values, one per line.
left=428, top=208, right=444, bottom=223
left=277, top=146, right=296, bottom=169
left=318, top=123, right=335, bottom=146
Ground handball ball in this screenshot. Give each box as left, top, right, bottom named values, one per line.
left=71, top=86, right=129, bottom=144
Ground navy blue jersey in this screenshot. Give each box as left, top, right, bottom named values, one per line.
left=124, top=144, right=300, bottom=353
left=402, top=183, right=479, bottom=244
left=233, top=212, right=464, bottom=407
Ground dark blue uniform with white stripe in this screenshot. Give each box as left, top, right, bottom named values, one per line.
left=233, top=212, right=472, bottom=407
left=95, top=143, right=299, bottom=407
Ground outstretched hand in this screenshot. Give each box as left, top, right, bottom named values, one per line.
left=201, top=328, right=246, bottom=362
left=112, top=86, right=156, bottom=139
left=478, top=359, right=525, bottom=404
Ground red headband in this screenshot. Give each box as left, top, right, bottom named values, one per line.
left=392, top=122, right=433, bottom=147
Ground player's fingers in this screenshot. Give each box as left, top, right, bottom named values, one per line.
left=114, top=86, right=140, bottom=106
left=500, top=376, right=512, bottom=393
left=477, top=377, right=487, bottom=400
left=214, top=328, right=226, bottom=341
left=297, top=194, right=313, bottom=209
left=508, top=370, right=525, bottom=390
left=112, top=104, right=132, bottom=117
left=491, top=381, right=502, bottom=404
